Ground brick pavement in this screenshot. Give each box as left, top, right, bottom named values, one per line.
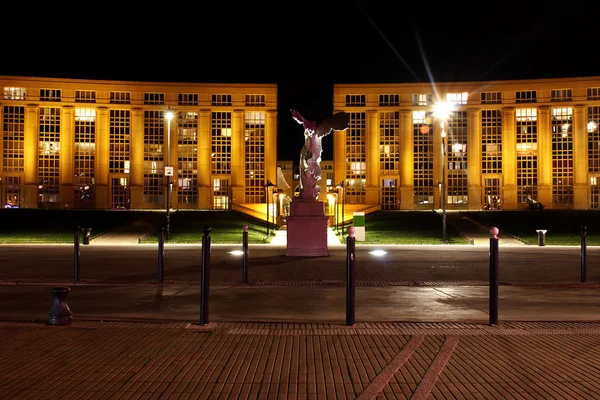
left=2, top=320, right=600, bottom=399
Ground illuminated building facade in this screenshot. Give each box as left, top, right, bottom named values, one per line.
left=333, top=76, right=600, bottom=211
left=0, top=76, right=277, bottom=213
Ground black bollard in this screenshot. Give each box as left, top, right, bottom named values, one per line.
left=74, top=226, right=80, bottom=283
left=200, top=226, right=212, bottom=326
left=158, top=227, right=165, bottom=283
left=346, top=226, right=356, bottom=326
left=47, top=286, right=73, bottom=326
left=489, top=227, right=499, bottom=326
left=242, top=225, right=249, bottom=283
left=581, top=225, right=587, bottom=283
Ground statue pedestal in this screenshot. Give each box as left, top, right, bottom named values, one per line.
left=286, top=199, right=328, bottom=257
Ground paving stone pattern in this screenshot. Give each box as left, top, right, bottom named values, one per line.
left=2, top=321, right=600, bottom=399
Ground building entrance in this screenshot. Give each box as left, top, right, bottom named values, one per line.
left=483, top=176, right=502, bottom=210
left=3, top=176, right=21, bottom=208
left=111, top=177, right=130, bottom=209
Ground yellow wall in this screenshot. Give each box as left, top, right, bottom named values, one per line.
left=334, top=76, right=600, bottom=210
left=0, top=75, right=276, bottom=211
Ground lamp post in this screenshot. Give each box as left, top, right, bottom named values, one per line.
left=165, top=108, right=174, bottom=241
left=336, top=181, right=345, bottom=233
left=434, top=101, right=451, bottom=242
left=265, top=180, right=275, bottom=239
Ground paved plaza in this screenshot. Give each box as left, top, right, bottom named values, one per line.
left=1, top=213, right=599, bottom=399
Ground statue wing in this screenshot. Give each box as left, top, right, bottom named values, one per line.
left=291, top=109, right=317, bottom=131
left=316, top=112, right=350, bottom=137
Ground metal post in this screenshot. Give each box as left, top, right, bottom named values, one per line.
left=272, top=189, right=276, bottom=232
left=74, top=226, right=80, bottom=283
left=346, top=226, right=356, bottom=326
left=341, top=184, right=345, bottom=233
left=335, top=193, right=338, bottom=234
left=264, top=181, right=275, bottom=241
left=489, top=227, right=499, bottom=326
left=158, top=227, right=164, bottom=283
left=165, top=108, right=174, bottom=241
left=581, top=225, right=587, bottom=283
left=166, top=185, right=171, bottom=241
left=442, top=135, right=447, bottom=242
left=265, top=187, right=270, bottom=239
left=242, top=225, right=249, bottom=284
left=200, top=226, right=212, bottom=326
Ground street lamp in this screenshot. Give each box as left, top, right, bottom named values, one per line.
left=265, top=180, right=275, bottom=239
left=434, top=101, right=451, bottom=242
left=336, top=181, right=345, bottom=234
left=165, top=108, right=174, bottom=241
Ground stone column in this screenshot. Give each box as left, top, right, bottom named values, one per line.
left=432, top=114, right=444, bottom=209
left=366, top=110, right=379, bottom=204
left=537, top=106, right=552, bottom=206
left=198, top=110, right=211, bottom=209
left=573, top=105, right=588, bottom=209
left=502, top=108, right=517, bottom=209
left=130, top=108, right=144, bottom=208
left=167, top=113, right=178, bottom=209
left=59, top=106, right=74, bottom=208
left=399, top=110, right=413, bottom=209
left=467, top=108, right=482, bottom=208
left=265, top=110, right=277, bottom=186
left=333, top=109, right=346, bottom=189
left=231, top=110, right=245, bottom=206
left=95, top=107, right=110, bottom=208
left=23, top=105, right=38, bottom=208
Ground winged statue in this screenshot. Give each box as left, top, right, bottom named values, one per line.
left=291, top=109, right=350, bottom=200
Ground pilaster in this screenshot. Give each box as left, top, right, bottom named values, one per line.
left=167, top=112, right=178, bottom=209
left=399, top=110, right=414, bottom=209
left=537, top=106, right=552, bottom=206
left=333, top=109, right=346, bottom=189
left=265, top=110, right=277, bottom=186
left=467, top=109, right=482, bottom=208
left=95, top=107, right=110, bottom=208
left=231, top=110, right=245, bottom=205
left=130, top=108, right=144, bottom=207
left=573, top=105, right=589, bottom=208
left=432, top=115, right=444, bottom=209
left=366, top=110, right=379, bottom=204
left=198, top=110, right=211, bottom=209
left=502, top=107, right=517, bottom=209
left=59, top=106, right=75, bottom=208
left=23, top=105, right=38, bottom=208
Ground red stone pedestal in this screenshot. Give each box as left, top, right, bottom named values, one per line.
left=286, top=199, right=328, bottom=257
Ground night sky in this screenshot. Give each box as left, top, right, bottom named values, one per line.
left=2, top=1, right=598, bottom=160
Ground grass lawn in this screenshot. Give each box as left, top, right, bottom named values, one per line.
left=142, top=210, right=272, bottom=244
left=354, top=210, right=467, bottom=245
left=1, top=208, right=599, bottom=245
left=463, top=210, right=600, bottom=246
left=0, top=209, right=145, bottom=243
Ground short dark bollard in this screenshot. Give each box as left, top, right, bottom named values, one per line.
left=242, top=225, right=249, bottom=284
left=158, top=227, right=165, bottom=283
left=47, top=287, right=73, bottom=326
left=536, top=229, right=547, bottom=246
left=489, top=227, right=499, bottom=326
left=581, top=225, right=587, bottom=283
left=74, top=226, right=80, bottom=283
left=82, top=228, right=92, bottom=245
left=200, top=226, right=212, bottom=326
left=346, top=226, right=356, bottom=326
